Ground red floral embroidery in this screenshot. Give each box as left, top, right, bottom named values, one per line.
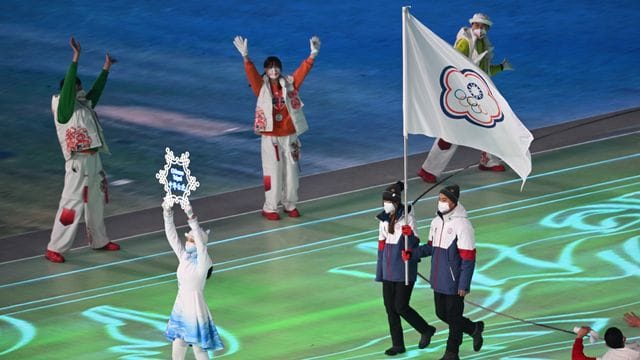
left=65, top=127, right=92, bottom=153
left=254, top=108, right=267, bottom=132
left=289, top=90, right=302, bottom=110
left=291, top=141, right=300, bottom=162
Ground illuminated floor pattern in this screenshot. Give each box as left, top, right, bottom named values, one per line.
left=1, top=133, right=639, bottom=359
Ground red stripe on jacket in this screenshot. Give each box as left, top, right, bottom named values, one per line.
left=458, top=248, right=476, bottom=261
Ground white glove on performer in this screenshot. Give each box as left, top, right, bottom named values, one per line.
left=183, top=202, right=194, bottom=219
left=573, top=327, right=599, bottom=344
left=309, top=36, right=321, bottom=57
left=233, top=36, right=248, bottom=57
left=162, top=197, right=173, bottom=215
left=501, top=58, right=514, bottom=71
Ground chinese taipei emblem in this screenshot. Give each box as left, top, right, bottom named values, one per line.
left=439, top=66, right=503, bottom=128
left=156, top=147, right=200, bottom=209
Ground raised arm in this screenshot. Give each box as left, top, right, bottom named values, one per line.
left=183, top=203, right=212, bottom=274
left=162, top=198, right=183, bottom=258
left=56, top=37, right=81, bottom=124
left=571, top=327, right=597, bottom=360
left=291, top=36, right=320, bottom=89
left=86, top=53, right=116, bottom=107
left=233, top=35, right=263, bottom=96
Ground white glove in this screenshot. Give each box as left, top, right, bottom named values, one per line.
left=162, top=197, right=173, bottom=214
left=233, top=36, right=248, bottom=57
left=309, top=36, right=321, bottom=56
left=573, top=327, right=599, bottom=344
left=501, top=58, right=514, bottom=71
left=183, top=202, right=194, bottom=219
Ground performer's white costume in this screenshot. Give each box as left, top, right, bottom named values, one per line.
left=164, top=212, right=223, bottom=359
left=255, top=74, right=307, bottom=213
left=48, top=93, right=111, bottom=252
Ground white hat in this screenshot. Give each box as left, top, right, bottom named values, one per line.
left=469, top=13, right=493, bottom=27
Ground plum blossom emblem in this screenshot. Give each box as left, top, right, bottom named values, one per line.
left=439, top=66, right=503, bottom=128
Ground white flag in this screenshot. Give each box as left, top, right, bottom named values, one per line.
left=403, top=9, right=533, bottom=184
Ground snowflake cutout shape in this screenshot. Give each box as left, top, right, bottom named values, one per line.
left=155, top=147, right=200, bottom=210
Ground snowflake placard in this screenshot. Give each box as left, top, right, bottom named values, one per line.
left=155, top=147, right=200, bottom=209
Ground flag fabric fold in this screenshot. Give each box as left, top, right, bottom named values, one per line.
left=403, top=9, right=533, bottom=184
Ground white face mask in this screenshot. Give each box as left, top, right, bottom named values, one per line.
left=267, top=67, right=281, bottom=79
left=472, top=28, right=487, bottom=38
left=438, top=200, right=451, bottom=214
left=383, top=202, right=396, bottom=214
left=185, top=241, right=197, bottom=254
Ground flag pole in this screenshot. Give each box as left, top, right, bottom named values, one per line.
left=402, top=6, right=410, bottom=286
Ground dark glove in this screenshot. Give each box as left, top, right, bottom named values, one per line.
left=402, top=249, right=412, bottom=262
left=401, top=225, right=413, bottom=236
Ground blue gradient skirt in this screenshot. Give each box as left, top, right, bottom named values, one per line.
left=165, top=290, right=224, bottom=351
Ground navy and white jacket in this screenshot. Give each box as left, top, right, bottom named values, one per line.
left=413, top=203, right=476, bottom=295
left=375, top=206, right=422, bottom=283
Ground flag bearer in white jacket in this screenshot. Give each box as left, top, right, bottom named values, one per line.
left=417, top=13, right=514, bottom=183
left=233, top=35, right=320, bottom=220
left=46, top=37, right=120, bottom=263
left=405, top=185, right=484, bottom=360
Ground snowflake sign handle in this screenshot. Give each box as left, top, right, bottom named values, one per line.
left=155, top=147, right=200, bottom=210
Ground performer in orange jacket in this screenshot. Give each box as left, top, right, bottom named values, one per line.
left=233, top=35, right=320, bottom=220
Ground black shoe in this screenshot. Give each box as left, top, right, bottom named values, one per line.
left=419, top=325, right=437, bottom=349
left=472, top=321, right=484, bottom=352
left=438, top=351, right=460, bottom=360
left=384, top=346, right=406, bottom=356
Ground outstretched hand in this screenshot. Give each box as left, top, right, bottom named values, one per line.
left=162, top=197, right=173, bottom=214
left=501, top=58, right=514, bottom=71
left=624, top=312, right=640, bottom=327
left=70, top=36, right=81, bottom=62
left=183, top=202, right=195, bottom=219
left=233, top=36, right=248, bottom=57
left=575, top=326, right=591, bottom=338
left=103, top=52, right=117, bottom=71
left=309, top=36, right=321, bottom=58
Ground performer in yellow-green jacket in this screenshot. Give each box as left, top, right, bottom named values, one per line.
left=417, top=13, right=514, bottom=184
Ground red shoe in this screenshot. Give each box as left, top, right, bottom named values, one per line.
left=284, top=208, right=301, bottom=218
left=97, top=241, right=121, bottom=251
left=478, top=164, right=506, bottom=172
left=417, top=168, right=437, bottom=183
left=45, top=249, right=65, bottom=263
left=261, top=211, right=281, bottom=221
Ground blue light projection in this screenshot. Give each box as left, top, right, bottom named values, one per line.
left=540, top=191, right=640, bottom=233
left=323, top=188, right=640, bottom=358
left=0, top=315, right=36, bottom=356
left=81, top=305, right=239, bottom=359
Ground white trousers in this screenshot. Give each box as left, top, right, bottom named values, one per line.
left=172, top=339, right=210, bottom=360
left=421, top=138, right=503, bottom=177
left=261, top=134, right=300, bottom=212
left=47, top=152, right=110, bottom=253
